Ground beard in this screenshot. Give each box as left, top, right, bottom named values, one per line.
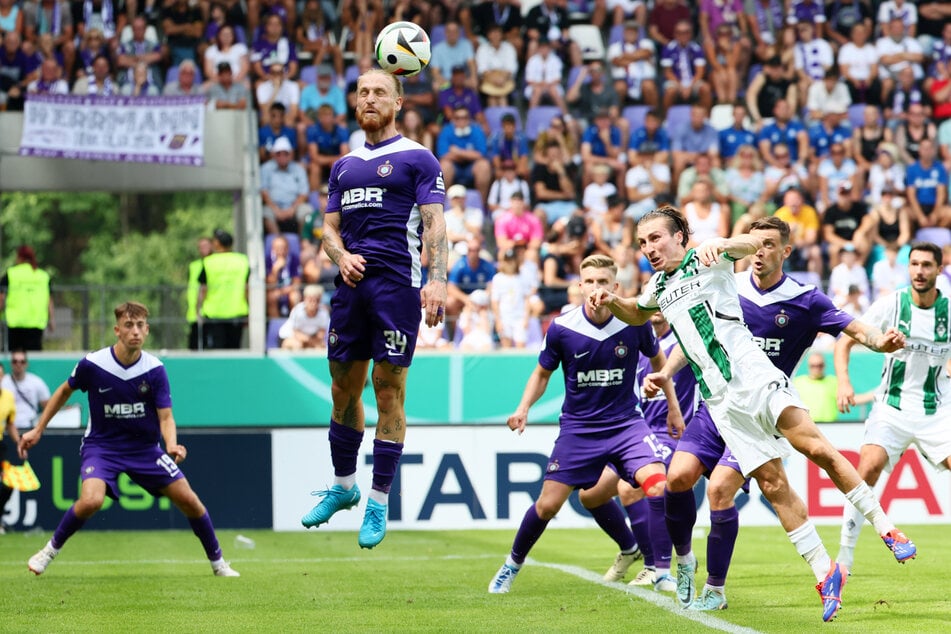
left=357, top=107, right=394, bottom=133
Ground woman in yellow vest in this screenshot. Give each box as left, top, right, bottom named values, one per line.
left=186, top=237, right=213, bottom=350
left=0, top=246, right=54, bottom=351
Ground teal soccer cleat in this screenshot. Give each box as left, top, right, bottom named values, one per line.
left=301, top=484, right=361, bottom=528
left=676, top=557, right=697, bottom=607
left=688, top=587, right=728, bottom=611
left=358, top=499, right=387, bottom=549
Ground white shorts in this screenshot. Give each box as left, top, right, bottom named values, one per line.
left=707, top=376, right=803, bottom=476
left=864, top=401, right=951, bottom=472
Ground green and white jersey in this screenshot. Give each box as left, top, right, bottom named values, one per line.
left=862, top=288, right=951, bottom=416
left=637, top=248, right=786, bottom=405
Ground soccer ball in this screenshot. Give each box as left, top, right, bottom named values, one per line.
left=374, top=21, right=431, bottom=77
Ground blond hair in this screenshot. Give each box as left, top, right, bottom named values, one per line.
left=580, top=254, right=618, bottom=276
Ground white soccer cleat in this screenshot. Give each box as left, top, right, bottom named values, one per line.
left=653, top=572, right=677, bottom=593
left=28, top=543, right=58, bottom=575
left=603, top=548, right=642, bottom=582
left=488, top=563, right=520, bottom=593
left=212, top=560, right=241, bottom=577
left=628, top=567, right=656, bottom=586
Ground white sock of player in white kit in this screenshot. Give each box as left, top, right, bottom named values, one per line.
left=837, top=503, right=865, bottom=567
left=787, top=520, right=832, bottom=582
left=844, top=483, right=892, bottom=534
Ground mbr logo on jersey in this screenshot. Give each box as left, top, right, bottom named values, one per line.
left=752, top=336, right=783, bottom=354
left=104, top=403, right=146, bottom=418
left=576, top=368, right=624, bottom=387
left=341, top=187, right=385, bottom=208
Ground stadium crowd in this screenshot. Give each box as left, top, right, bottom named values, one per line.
left=2, top=0, right=951, bottom=350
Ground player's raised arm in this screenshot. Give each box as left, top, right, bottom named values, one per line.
left=507, top=365, right=554, bottom=435
left=695, top=234, right=763, bottom=266
left=587, top=288, right=655, bottom=325
left=18, top=380, right=74, bottom=457
left=842, top=320, right=906, bottom=354
left=419, top=202, right=448, bottom=327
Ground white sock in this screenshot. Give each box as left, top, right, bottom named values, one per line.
left=677, top=552, right=696, bottom=567
left=368, top=488, right=389, bottom=505
left=844, top=482, right=892, bottom=535
left=211, top=558, right=225, bottom=568
left=621, top=546, right=638, bottom=555
left=505, top=555, right=522, bottom=570
left=656, top=567, right=671, bottom=578
left=705, top=583, right=725, bottom=594
left=334, top=473, right=357, bottom=490
left=47, top=540, right=60, bottom=554
left=838, top=503, right=865, bottom=566
left=787, top=521, right=831, bottom=582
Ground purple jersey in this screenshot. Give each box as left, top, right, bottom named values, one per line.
left=539, top=306, right=659, bottom=435
left=788, top=0, right=826, bottom=25
left=69, top=348, right=172, bottom=450
left=636, top=328, right=700, bottom=433
left=251, top=35, right=297, bottom=67
left=660, top=40, right=706, bottom=83
left=736, top=271, right=853, bottom=376
left=326, top=134, right=445, bottom=288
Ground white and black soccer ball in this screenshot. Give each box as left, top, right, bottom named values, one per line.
left=374, top=21, right=431, bottom=77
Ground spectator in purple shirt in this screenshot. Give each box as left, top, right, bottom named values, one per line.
left=661, top=20, right=712, bottom=111
left=437, top=65, right=488, bottom=136
left=788, top=0, right=827, bottom=40
left=251, top=12, right=297, bottom=80
left=2, top=32, right=37, bottom=111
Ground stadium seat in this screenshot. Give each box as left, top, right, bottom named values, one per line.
left=622, top=105, right=650, bottom=132
left=344, top=63, right=360, bottom=86
left=430, top=24, right=446, bottom=47
left=566, top=65, right=586, bottom=90
left=465, top=189, right=485, bottom=213
left=265, top=232, right=302, bottom=259
left=848, top=103, right=869, bottom=129
left=525, top=106, right=563, bottom=141
left=300, top=64, right=317, bottom=86
left=608, top=24, right=625, bottom=47
left=266, top=318, right=284, bottom=350
left=484, top=106, right=521, bottom=135
left=569, top=24, right=605, bottom=62
left=521, top=0, right=543, bottom=16
left=709, top=104, right=735, bottom=131
left=786, top=271, right=822, bottom=288
left=915, top=227, right=951, bottom=247
left=664, top=104, right=692, bottom=135
left=234, top=25, right=247, bottom=44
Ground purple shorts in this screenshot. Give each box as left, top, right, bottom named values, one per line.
left=80, top=444, right=184, bottom=499
left=546, top=417, right=667, bottom=490
left=674, top=404, right=742, bottom=475
left=328, top=276, right=421, bottom=367
left=646, top=424, right=677, bottom=467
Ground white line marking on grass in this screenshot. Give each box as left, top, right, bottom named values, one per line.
left=529, top=559, right=765, bottom=634
left=0, top=553, right=502, bottom=568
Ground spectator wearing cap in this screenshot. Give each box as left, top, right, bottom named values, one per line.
left=251, top=13, right=298, bottom=81
left=806, top=68, right=852, bottom=123
left=906, top=138, right=951, bottom=234
left=437, top=106, right=492, bottom=204
left=624, top=140, right=671, bottom=220
left=447, top=235, right=497, bottom=340
left=437, top=65, right=487, bottom=135
left=258, top=102, right=298, bottom=162
left=206, top=60, right=249, bottom=109
left=495, top=192, right=544, bottom=257
left=197, top=229, right=250, bottom=350
left=487, top=160, right=532, bottom=219
left=823, top=181, right=870, bottom=267
left=626, top=109, right=670, bottom=165
left=523, top=36, right=567, bottom=113
left=430, top=21, right=477, bottom=89
left=817, top=142, right=857, bottom=210
left=566, top=60, right=624, bottom=131
left=660, top=20, right=713, bottom=112
left=580, top=108, right=625, bottom=189
left=488, top=113, right=531, bottom=178
left=260, top=136, right=313, bottom=235
left=792, top=20, right=834, bottom=104
left=116, top=15, right=163, bottom=89
left=606, top=20, right=659, bottom=109
left=475, top=23, right=518, bottom=108
left=0, top=245, right=54, bottom=351
left=445, top=184, right=486, bottom=258
left=836, top=22, right=881, bottom=106
left=305, top=103, right=349, bottom=190
left=746, top=55, right=797, bottom=124
left=670, top=103, right=719, bottom=189
left=256, top=61, right=300, bottom=127
left=828, top=244, right=870, bottom=309
left=300, top=63, right=347, bottom=127
left=808, top=105, right=853, bottom=162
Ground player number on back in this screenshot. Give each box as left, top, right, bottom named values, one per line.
left=156, top=453, right=181, bottom=477
left=384, top=329, right=408, bottom=355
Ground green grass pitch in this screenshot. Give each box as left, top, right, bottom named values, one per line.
left=2, top=524, right=947, bottom=633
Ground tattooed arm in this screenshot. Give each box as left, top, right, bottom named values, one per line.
left=322, top=210, right=366, bottom=288
left=419, top=202, right=448, bottom=327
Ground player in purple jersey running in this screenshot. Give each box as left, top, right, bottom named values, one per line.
left=656, top=216, right=909, bottom=611
left=591, top=207, right=914, bottom=621
left=580, top=311, right=698, bottom=589
left=18, top=302, right=239, bottom=577
left=300, top=69, right=448, bottom=549
left=488, top=255, right=683, bottom=594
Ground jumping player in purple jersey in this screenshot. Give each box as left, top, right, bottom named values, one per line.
left=19, top=302, right=239, bottom=577
left=591, top=207, right=914, bottom=621
left=488, top=255, right=683, bottom=594
left=579, top=311, right=698, bottom=590
left=300, top=69, right=448, bottom=549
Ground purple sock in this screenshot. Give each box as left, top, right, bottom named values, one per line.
left=371, top=439, right=404, bottom=494
left=511, top=504, right=550, bottom=565
left=329, top=420, right=363, bottom=477
left=625, top=499, right=653, bottom=566
left=664, top=488, right=697, bottom=556
left=646, top=495, right=672, bottom=569
left=51, top=506, right=86, bottom=549
left=188, top=512, right=223, bottom=561
left=588, top=501, right=637, bottom=552
left=706, top=506, right=739, bottom=587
